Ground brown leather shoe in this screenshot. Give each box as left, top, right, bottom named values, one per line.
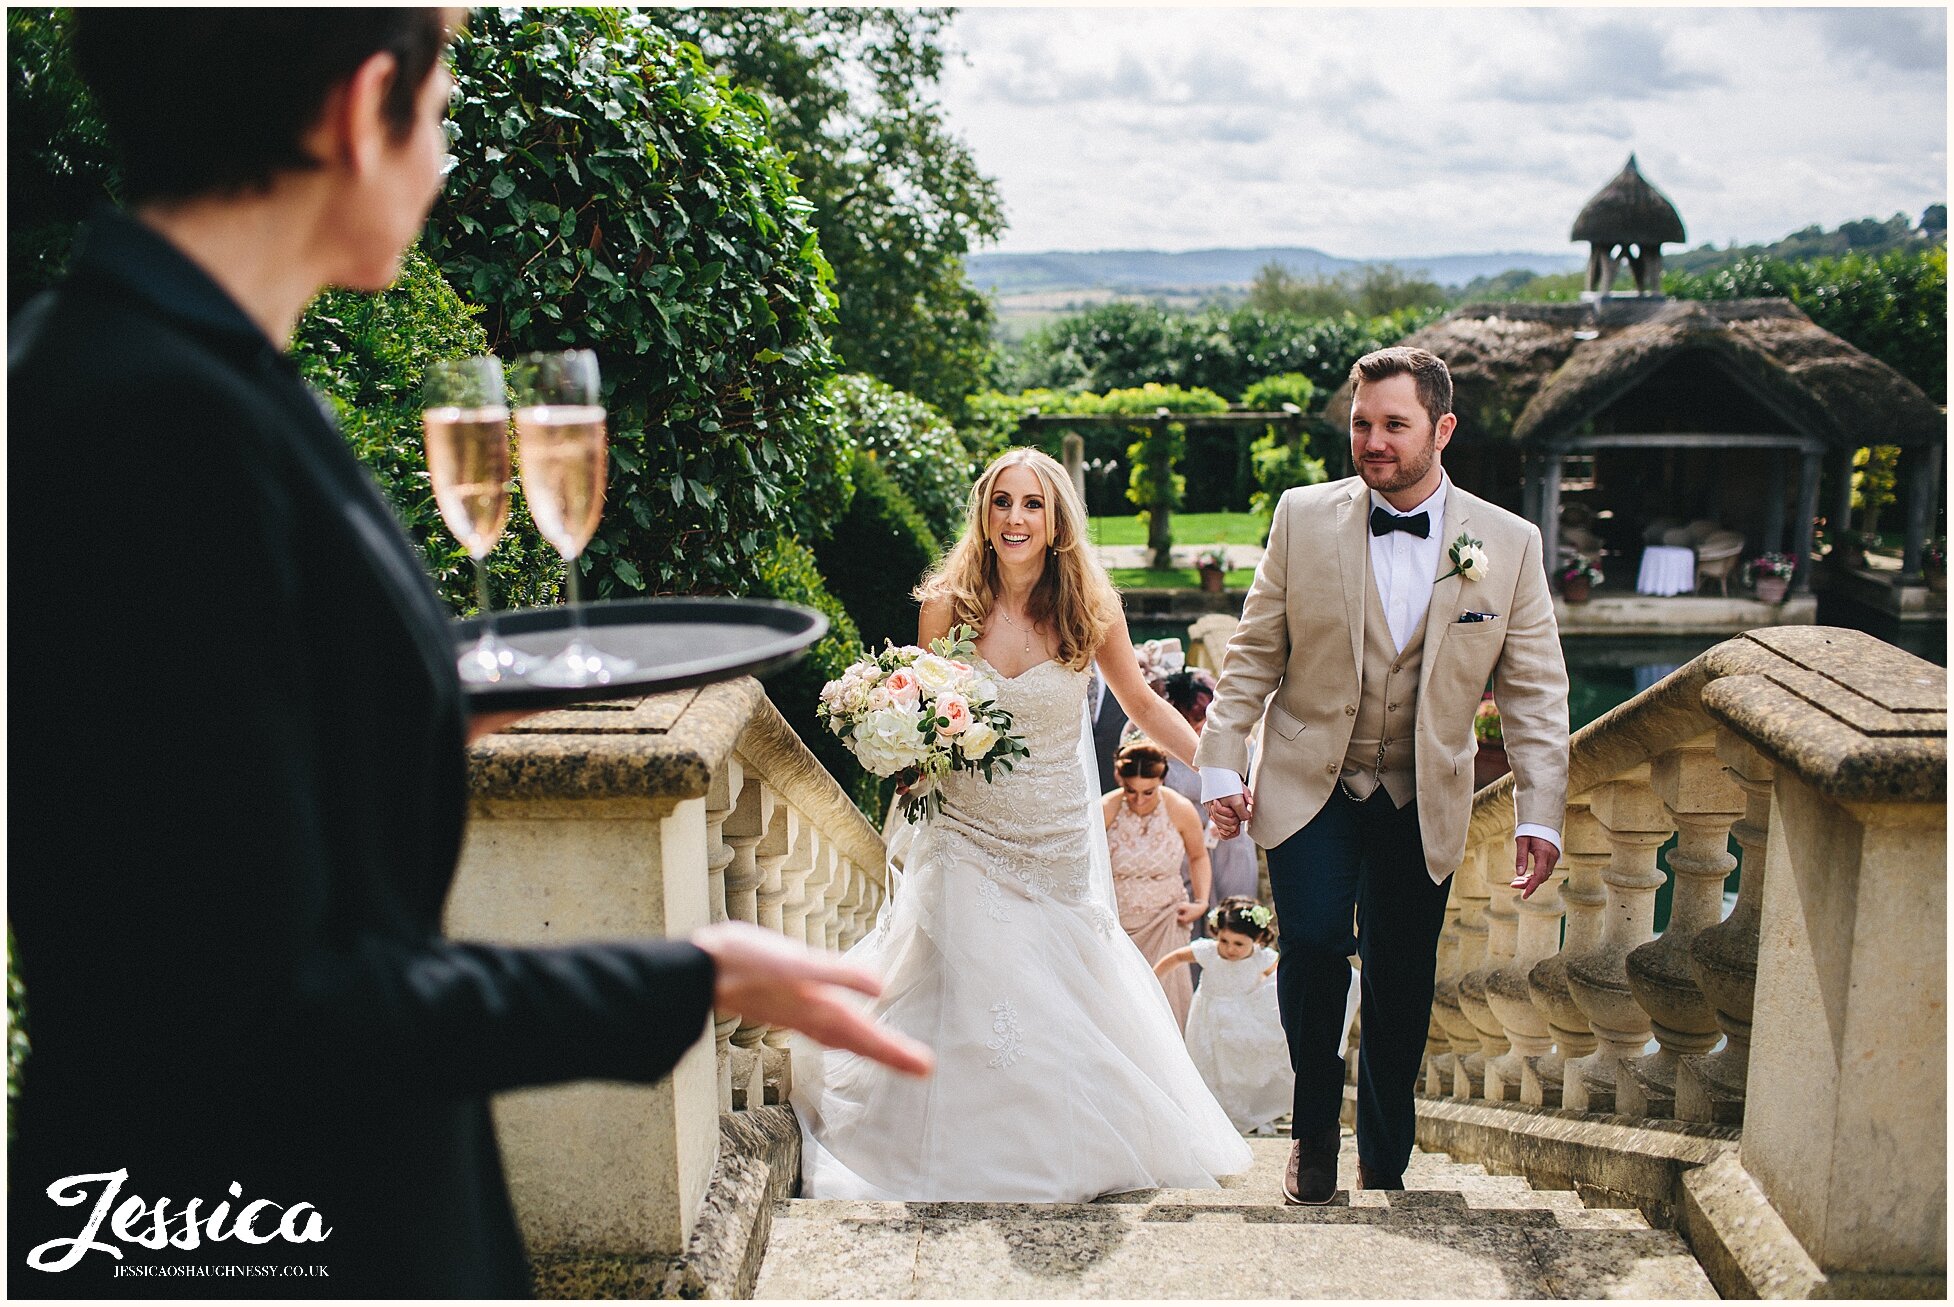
left=1283, top=1127, right=1341, bottom=1205
left=1358, top=1162, right=1404, bottom=1191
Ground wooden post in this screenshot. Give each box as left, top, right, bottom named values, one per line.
left=1900, top=440, right=1942, bottom=583
left=1537, top=447, right=1562, bottom=582
left=1831, top=445, right=1857, bottom=546
left=1761, top=451, right=1788, bottom=555
left=1791, top=445, right=1822, bottom=595
left=1061, top=432, right=1086, bottom=511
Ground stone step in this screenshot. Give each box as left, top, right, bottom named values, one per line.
left=755, top=1128, right=1716, bottom=1299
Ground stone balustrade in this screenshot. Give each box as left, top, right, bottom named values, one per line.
left=442, top=679, right=887, bottom=1285
left=1433, top=626, right=1944, bottom=1287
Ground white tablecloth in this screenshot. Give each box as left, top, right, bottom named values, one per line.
left=1637, top=545, right=1696, bottom=596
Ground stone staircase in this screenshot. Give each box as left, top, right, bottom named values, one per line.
left=753, top=1130, right=1717, bottom=1299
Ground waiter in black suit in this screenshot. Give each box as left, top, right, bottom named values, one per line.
left=8, top=11, right=927, bottom=1297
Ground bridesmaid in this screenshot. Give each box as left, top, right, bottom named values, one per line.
left=1103, top=741, right=1212, bottom=1029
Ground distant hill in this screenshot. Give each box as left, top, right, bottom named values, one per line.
left=966, top=246, right=1585, bottom=295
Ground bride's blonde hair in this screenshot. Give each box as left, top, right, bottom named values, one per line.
left=915, top=447, right=1120, bottom=671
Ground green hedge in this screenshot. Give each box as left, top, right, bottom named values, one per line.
left=429, top=9, right=847, bottom=598
left=814, top=448, right=940, bottom=655
left=826, top=374, right=971, bottom=543
left=742, top=538, right=879, bottom=814
left=292, top=250, right=560, bottom=614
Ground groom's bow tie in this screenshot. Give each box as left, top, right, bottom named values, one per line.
left=1369, top=506, right=1430, bottom=538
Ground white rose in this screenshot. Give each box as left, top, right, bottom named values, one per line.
left=910, top=653, right=960, bottom=695
left=964, top=674, right=999, bottom=707
left=958, top=720, right=1001, bottom=759
left=1457, top=543, right=1488, bottom=581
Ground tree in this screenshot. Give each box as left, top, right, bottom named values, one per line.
left=652, top=8, right=1006, bottom=417
left=427, top=9, right=850, bottom=598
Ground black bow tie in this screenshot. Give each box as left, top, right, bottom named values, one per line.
left=1370, top=506, right=1431, bottom=538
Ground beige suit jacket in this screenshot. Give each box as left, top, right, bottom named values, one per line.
left=1193, top=476, right=1570, bottom=883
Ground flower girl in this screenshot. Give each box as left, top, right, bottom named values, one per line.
left=1153, top=896, right=1295, bottom=1135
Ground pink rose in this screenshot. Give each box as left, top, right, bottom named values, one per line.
left=884, top=668, right=921, bottom=709
left=936, top=692, right=972, bottom=735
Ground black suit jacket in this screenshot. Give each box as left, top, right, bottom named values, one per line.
left=7, top=212, right=715, bottom=1297
left=1089, top=671, right=1131, bottom=794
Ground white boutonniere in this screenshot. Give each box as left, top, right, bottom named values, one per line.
left=1438, top=533, right=1487, bottom=583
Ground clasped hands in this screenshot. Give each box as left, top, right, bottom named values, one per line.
left=1206, top=791, right=1560, bottom=900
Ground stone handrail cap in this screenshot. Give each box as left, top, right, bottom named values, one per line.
left=1700, top=627, right=1946, bottom=805
left=468, top=679, right=768, bottom=802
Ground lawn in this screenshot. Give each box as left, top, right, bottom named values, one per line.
left=1109, top=567, right=1259, bottom=590
left=1089, top=512, right=1266, bottom=546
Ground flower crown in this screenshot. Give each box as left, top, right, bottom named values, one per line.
left=1207, top=903, right=1274, bottom=932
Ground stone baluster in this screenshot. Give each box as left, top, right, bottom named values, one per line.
left=1437, top=844, right=1491, bottom=1098
left=1523, top=799, right=1606, bottom=1107
left=780, top=827, right=828, bottom=950
left=704, top=757, right=745, bottom=1112
left=1564, top=769, right=1673, bottom=1112
left=1675, top=733, right=1773, bottom=1123
left=1423, top=889, right=1464, bottom=1096
left=1620, top=735, right=1743, bottom=1118
left=834, top=860, right=868, bottom=949
left=744, top=801, right=800, bottom=1105
left=1460, top=853, right=1521, bottom=1101
left=721, top=781, right=773, bottom=1108
left=819, top=857, right=849, bottom=952
left=1487, top=828, right=1568, bottom=1103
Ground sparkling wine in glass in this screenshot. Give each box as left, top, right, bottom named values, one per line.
left=422, top=357, right=530, bottom=683
left=511, top=350, right=635, bottom=686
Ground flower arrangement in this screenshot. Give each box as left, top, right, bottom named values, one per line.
left=817, top=625, right=1029, bottom=822
left=1746, top=552, right=1797, bottom=582
left=1474, top=693, right=1503, bottom=744
left=1132, top=637, right=1185, bottom=690
left=1559, top=556, right=1603, bottom=587
left=1195, top=547, right=1230, bottom=573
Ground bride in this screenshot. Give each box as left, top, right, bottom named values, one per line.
left=791, top=448, right=1253, bottom=1201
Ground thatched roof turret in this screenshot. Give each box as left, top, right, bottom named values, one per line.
left=1321, top=297, right=1942, bottom=450
left=1571, top=155, right=1686, bottom=247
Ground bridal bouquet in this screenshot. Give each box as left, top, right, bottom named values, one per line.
left=817, top=625, right=1030, bottom=822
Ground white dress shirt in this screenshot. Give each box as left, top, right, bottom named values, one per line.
left=1200, top=475, right=1560, bottom=854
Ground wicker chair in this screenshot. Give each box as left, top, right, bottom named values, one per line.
left=1694, top=530, right=1746, bottom=596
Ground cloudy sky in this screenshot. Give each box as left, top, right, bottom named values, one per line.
left=933, top=5, right=1948, bottom=258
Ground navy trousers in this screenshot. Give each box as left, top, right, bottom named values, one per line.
left=1265, top=784, right=1453, bottom=1177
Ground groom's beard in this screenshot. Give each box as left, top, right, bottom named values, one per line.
left=1357, top=438, right=1437, bottom=494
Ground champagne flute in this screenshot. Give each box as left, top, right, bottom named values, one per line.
left=510, top=349, right=635, bottom=687
left=422, top=357, right=531, bottom=683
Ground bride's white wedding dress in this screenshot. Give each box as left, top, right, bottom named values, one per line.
left=791, top=658, right=1252, bottom=1201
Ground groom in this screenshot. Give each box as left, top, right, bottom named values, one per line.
left=1197, top=346, right=1569, bottom=1203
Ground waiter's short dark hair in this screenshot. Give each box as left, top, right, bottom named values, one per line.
left=1349, top=346, right=1453, bottom=428
left=73, top=8, right=452, bottom=203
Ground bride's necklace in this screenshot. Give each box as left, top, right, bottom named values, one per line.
left=995, top=604, right=1034, bottom=655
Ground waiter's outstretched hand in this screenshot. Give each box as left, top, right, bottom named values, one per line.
left=692, top=921, right=934, bottom=1078
left=1510, top=835, right=1560, bottom=899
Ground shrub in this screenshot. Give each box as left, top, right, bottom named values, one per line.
left=7, top=10, right=545, bottom=618
left=429, top=10, right=846, bottom=598
left=292, top=250, right=561, bottom=614
left=741, top=538, right=879, bottom=814
left=827, top=374, right=971, bottom=543
left=1249, top=430, right=1329, bottom=528
left=814, top=448, right=940, bottom=654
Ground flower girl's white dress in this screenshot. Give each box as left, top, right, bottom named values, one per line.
left=1182, top=939, right=1296, bottom=1134
left=791, top=659, right=1251, bottom=1200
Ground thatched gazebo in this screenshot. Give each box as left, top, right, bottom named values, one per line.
left=1571, top=155, right=1686, bottom=295
left=1323, top=296, right=1945, bottom=593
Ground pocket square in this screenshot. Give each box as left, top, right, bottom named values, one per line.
left=1456, top=610, right=1500, bottom=623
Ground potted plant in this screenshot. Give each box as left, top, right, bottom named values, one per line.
left=1559, top=556, right=1603, bottom=603
left=1924, top=537, right=1946, bottom=593
left=1195, top=547, right=1231, bottom=594
left=1747, top=552, right=1797, bottom=604
left=1473, top=693, right=1508, bottom=788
